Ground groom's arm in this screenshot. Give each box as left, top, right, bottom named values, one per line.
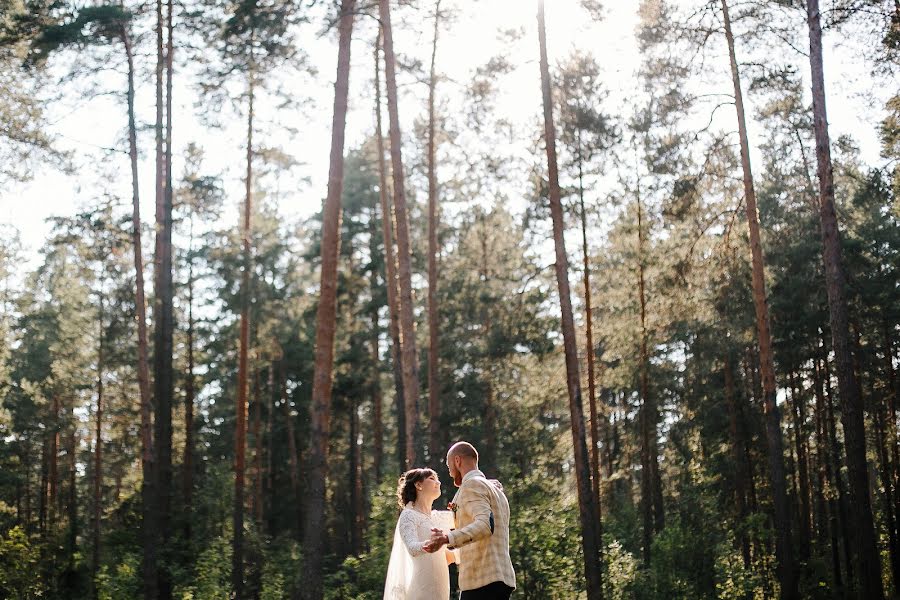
left=447, top=482, right=494, bottom=549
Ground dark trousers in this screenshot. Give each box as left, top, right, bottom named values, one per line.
left=459, top=581, right=514, bottom=600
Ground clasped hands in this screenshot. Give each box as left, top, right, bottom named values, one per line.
left=422, top=527, right=449, bottom=553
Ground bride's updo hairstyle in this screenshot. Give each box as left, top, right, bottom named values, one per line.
left=396, top=468, right=437, bottom=508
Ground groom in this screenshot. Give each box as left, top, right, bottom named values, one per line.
left=423, top=442, right=516, bottom=599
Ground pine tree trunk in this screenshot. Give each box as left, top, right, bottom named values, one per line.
left=788, top=371, right=812, bottom=561
left=302, top=3, right=355, bottom=597
left=806, top=3, right=884, bottom=597
left=725, top=353, right=751, bottom=568
left=822, top=339, right=855, bottom=588
left=232, top=50, right=255, bottom=600
left=578, top=147, right=602, bottom=529
left=537, top=3, right=603, bottom=597
left=265, top=363, right=275, bottom=535
left=39, top=437, right=47, bottom=536
left=368, top=210, right=383, bottom=483
left=253, top=372, right=263, bottom=526
left=152, top=0, right=174, bottom=590
left=49, top=395, right=59, bottom=530
left=380, top=0, right=421, bottom=469
left=92, top=298, right=104, bottom=600
left=427, top=0, right=442, bottom=465
left=374, top=32, right=406, bottom=472
left=813, top=357, right=843, bottom=590
left=122, top=27, right=157, bottom=600
left=721, top=2, right=798, bottom=595
left=280, top=361, right=301, bottom=532
left=350, top=394, right=363, bottom=555
left=183, top=217, right=195, bottom=542
left=874, top=391, right=900, bottom=589
left=635, top=182, right=663, bottom=562
left=67, top=428, right=78, bottom=573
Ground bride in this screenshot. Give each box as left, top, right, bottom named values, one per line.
left=384, top=468, right=455, bottom=599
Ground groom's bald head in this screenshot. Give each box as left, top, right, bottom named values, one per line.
left=447, top=441, right=478, bottom=463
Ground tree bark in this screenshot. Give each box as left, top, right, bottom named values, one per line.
left=92, top=295, right=104, bottom=600
left=280, top=361, right=301, bottom=533
left=48, top=395, right=59, bottom=530
left=813, top=357, right=843, bottom=590
left=122, top=27, right=157, bottom=600
left=725, top=353, right=751, bottom=568
left=232, top=47, right=255, bottom=599
left=874, top=389, right=900, bottom=589
left=635, top=180, right=662, bottom=563
left=152, top=0, right=174, bottom=590
left=380, top=0, right=421, bottom=470
left=374, top=31, right=406, bottom=473
left=427, top=0, right=443, bottom=466
left=806, top=3, right=884, bottom=597
left=302, top=3, right=355, bottom=597
left=253, top=372, right=263, bottom=526
left=183, top=212, right=195, bottom=542
left=578, top=138, right=602, bottom=529
left=788, top=371, right=812, bottom=561
left=349, top=394, right=363, bottom=555
left=368, top=208, right=383, bottom=483
left=721, top=2, right=798, bottom=595
left=822, top=342, right=855, bottom=588
left=537, top=3, right=603, bottom=597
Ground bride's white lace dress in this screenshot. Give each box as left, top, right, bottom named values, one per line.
left=383, top=504, right=450, bottom=599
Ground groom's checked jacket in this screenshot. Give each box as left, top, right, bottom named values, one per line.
left=447, top=469, right=516, bottom=591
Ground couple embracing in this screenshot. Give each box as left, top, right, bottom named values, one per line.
left=383, top=442, right=516, bottom=600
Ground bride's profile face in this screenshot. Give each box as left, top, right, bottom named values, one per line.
left=417, top=473, right=441, bottom=501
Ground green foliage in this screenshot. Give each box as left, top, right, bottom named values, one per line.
left=0, top=526, right=45, bottom=599
left=96, top=552, right=140, bottom=600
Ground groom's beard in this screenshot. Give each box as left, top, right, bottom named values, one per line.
left=453, top=473, right=462, bottom=487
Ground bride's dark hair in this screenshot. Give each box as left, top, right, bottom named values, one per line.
left=396, top=468, right=436, bottom=509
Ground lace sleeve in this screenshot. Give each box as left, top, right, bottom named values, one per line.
left=397, top=510, right=427, bottom=557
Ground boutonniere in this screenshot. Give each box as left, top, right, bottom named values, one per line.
left=448, top=502, right=458, bottom=513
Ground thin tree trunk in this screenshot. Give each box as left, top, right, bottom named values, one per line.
left=537, top=3, right=603, bottom=597
left=280, top=361, right=300, bottom=532
left=822, top=338, right=855, bottom=588
left=721, top=2, right=797, bottom=595
left=725, top=353, right=751, bottom=568
left=122, top=27, right=157, bottom=600
left=152, top=0, right=174, bottom=590
left=67, top=428, right=78, bottom=574
left=265, top=364, right=275, bottom=535
left=302, top=3, right=355, bottom=597
left=49, top=396, right=59, bottom=530
left=349, top=394, right=363, bottom=555
left=374, top=31, right=406, bottom=472
left=380, top=0, right=421, bottom=470
left=183, top=214, right=195, bottom=542
left=368, top=210, right=384, bottom=483
left=883, top=322, right=900, bottom=557
left=578, top=140, right=602, bottom=529
left=232, top=47, right=255, bottom=599
left=788, top=370, right=812, bottom=561
left=92, top=296, right=104, bottom=600
left=874, top=391, right=900, bottom=589
left=253, top=372, right=263, bottom=526
left=39, top=437, right=47, bottom=536
left=635, top=179, right=662, bottom=562
left=813, top=357, right=843, bottom=590
left=427, top=0, right=442, bottom=465
left=806, top=3, right=884, bottom=597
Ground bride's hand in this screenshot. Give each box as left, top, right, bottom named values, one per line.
left=423, top=528, right=449, bottom=553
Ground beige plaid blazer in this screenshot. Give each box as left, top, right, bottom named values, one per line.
left=447, top=470, right=516, bottom=591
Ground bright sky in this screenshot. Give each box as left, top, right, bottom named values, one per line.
left=0, top=0, right=888, bottom=269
